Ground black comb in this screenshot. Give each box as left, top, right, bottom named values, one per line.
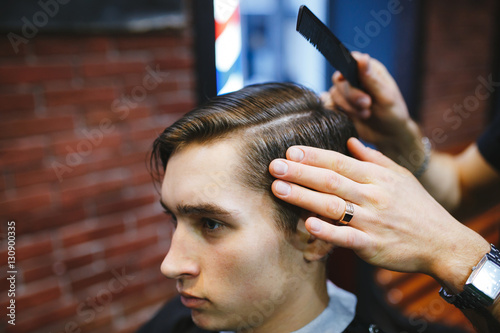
left=296, top=5, right=361, bottom=89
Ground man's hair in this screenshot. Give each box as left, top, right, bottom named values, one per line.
left=150, top=82, right=357, bottom=234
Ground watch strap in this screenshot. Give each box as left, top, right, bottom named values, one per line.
left=439, top=286, right=491, bottom=309
left=487, top=243, right=500, bottom=262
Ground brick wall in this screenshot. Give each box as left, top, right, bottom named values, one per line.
left=419, top=0, right=498, bottom=152
left=0, top=26, right=195, bottom=333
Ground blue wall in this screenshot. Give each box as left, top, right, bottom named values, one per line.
left=328, top=0, right=422, bottom=117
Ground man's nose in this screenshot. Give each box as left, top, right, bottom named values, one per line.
left=161, top=226, right=200, bottom=279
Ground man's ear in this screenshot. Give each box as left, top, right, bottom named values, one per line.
left=296, top=215, right=335, bottom=262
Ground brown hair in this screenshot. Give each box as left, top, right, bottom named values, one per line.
left=150, top=82, right=357, bottom=234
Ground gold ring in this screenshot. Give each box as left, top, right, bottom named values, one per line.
left=339, top=201, right=354, bottom=225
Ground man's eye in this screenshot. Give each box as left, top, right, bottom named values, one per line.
left=202, top=218, right=224, bottom=232
left=163, top=210, right=177, bottom=227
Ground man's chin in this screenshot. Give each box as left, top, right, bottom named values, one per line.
left=191, top=310, right=235, bottom=332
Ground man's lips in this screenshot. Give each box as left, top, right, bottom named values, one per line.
left=179, top=292, right=208, bottom=309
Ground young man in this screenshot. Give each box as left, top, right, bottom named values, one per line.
left=139, top=83, right=379, bottom=333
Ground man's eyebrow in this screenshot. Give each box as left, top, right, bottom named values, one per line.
left=160, top=200, right=237, bottom=217
left=177, top=203, right=236, bottom=217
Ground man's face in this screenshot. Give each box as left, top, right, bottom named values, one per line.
left=160, top=139, right=304, bottom=332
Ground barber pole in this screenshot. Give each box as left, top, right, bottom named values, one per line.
left=214, top=0, right=244, bottom=94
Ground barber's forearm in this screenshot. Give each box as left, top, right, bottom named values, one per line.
left=418, top=152, right=462, bottom=211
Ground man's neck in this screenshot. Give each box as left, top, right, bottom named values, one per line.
left=249, top=273, right=329, bottom=333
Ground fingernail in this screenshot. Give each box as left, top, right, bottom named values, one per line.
left=274, top=181, right=291, bottom=196
left=309, top=219, right=322, bottom=232
left=288, top=147, right=304, bottom=162
left=272, top=160, right=288, bottom=175
left=356, top=96, right=370, bottom=108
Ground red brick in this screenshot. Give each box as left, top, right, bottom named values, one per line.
left=130, top=165, right=155, bottom=187
left=48, top=77, right=116, bottom=92
left=60, top=219, right=125, bottom=248
left=113, top=279, right=151, bottom=303
left=14, top=300, right=78, bottom=333
left=158, top=101, right=195, bottom=114
left=0, top=63, right=73, bottom=84
left=70, top=267, right=118, bottom=292
left=0, top=92, right=35, bottom=112
left=91, top=152, right=149, bottom=176
left=95, top=193, right=156, bottom=216
left=0, top=175, right=5, bottom=192
left=84, top=106, right=151, bottom=127
left=105, top=233, right=158, bottom=259
left=78, top=273, right=147, bottom=309
left=115, top=35, right=188, bottom=50
left=22, top=256, right=58, bottom=283
left=121, top=282, right=174, bottom=316
left=147, top=80, right=180, bottom=94
left=0, top=115, right=74, bottom=140
left=59, top=176, right=124, bottom=208
left=49, top=152, right=145, bottom=187
left=136, top=244, right=167, bottom=270
left=136, top=213, right=164, bottom=229
left=16, top=233, right=53, bottom=261
left=45, top=87, right=117, bottom=107
left=86, top=38, right=113, bottom=53
left=49, top=157, right=91, bottom=184
left=51, top=132, right=122, bottom=156
left=14, top=167, right=61, bottom=188
left=34, top=38, right=88, bottom=55
left=78, top=310, right=113, bottom=332
left=121, top=69, right=171, bottom=93
left=3, top=205, right=84, bottom=236
left=129, top=125, right=166, bottom=142
left=0, top=36, right=30, bottom=57
left=0, top=186, right=52, bottom=217
left=81, top=61, right=146, bottom=78
left=63, top=250, right=94, bottom=271
left=155, top=56, right=194, bottom=71
left=0, top=140, right=45, bottom=168
left=0, top=109, right=38, bottom=125
left=17, top=278, right=61, bottom=311
left=34, top=37, right=111, bottom=55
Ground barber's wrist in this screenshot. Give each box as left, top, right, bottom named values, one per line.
left=431, top=229, right=491, bottom=294
left=376, top=119, right=427, bottom=173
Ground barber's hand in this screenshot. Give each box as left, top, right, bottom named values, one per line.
left=269, top=138, right=490, bottom=292
left=323, top=52, right=423, bottom=167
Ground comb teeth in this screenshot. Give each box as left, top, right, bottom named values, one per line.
left=296, top=5, right=360, bottom=89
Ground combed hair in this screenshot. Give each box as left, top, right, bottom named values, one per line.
left=150, top=82, right=357, bottom=234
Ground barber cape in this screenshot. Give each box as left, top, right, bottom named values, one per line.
left=137, top=280, right=383, bottom=333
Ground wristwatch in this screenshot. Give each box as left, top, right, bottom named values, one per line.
left=439, top=244, right=500, bottom=309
